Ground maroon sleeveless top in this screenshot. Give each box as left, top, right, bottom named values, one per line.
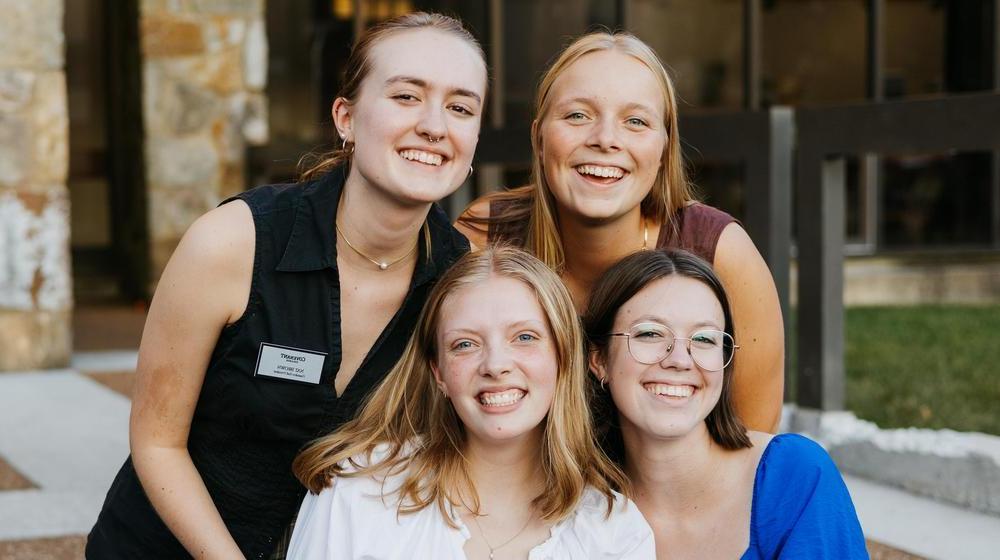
left=487, top=198, right=736, bottom=265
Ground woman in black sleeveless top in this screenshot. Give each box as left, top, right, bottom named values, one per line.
left=86, top=13, right=487, bottom=559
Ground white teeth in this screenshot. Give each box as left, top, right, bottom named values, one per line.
left=478, top=389, right=525, bottom=407
left=644, top=383, right=694, bottom=398
left=576, top=164, right=625, bottom=179
left=399, top=149, right=443, bottom=166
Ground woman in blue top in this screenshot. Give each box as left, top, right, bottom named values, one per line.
left=583, top=248, right=868, bottom=559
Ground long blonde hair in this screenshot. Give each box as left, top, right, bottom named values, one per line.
left=461, top=31, right=694, bottom=271
left=293, top=246, right=627, bottom=525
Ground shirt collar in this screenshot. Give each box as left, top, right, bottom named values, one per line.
left=275, top=167, right=464, bottom=287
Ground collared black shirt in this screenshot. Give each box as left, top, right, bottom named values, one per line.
left=86, top=167, right=469, bottom=559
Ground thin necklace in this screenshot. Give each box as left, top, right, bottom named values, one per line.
left=641, top=218, right=649, bottom=250
left=335, top=222, right=418, bottom=271
left=471, top=511, right=534, bottom=560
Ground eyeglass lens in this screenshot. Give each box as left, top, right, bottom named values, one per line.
left=626, top=323, right=733, bottom=371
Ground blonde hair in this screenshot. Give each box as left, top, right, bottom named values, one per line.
left=461, top=31, right=694, bottom=271
left=293, top=246, right=628, bottom=525
left=299, top=12, right=486, bottom=181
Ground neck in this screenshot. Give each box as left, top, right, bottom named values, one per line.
left=338, top=168, right=431, bottom=259
left=463, top=429, right=545, bottom=512
left=622, top=422, right=722, bottom=513
left=558, top=208, right=651, bottom=308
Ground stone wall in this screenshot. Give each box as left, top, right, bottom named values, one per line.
left=140, top=0, right=268, bottom=281
left=0, top=0, right=72, bottom=371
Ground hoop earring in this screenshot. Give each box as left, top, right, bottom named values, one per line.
left=599, top=376, right=608, bottom=389
left=466, top=165, right=474, bottom=180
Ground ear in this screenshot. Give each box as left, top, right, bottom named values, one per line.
left=588, top=348, right=608, bottom=384
left=332, top=97, right=353, bottom=143
left=531, top=118, right=542, bottom=154
left=429, top=359, right=448, bottom=395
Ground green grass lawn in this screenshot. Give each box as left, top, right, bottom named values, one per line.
left=842, top=305, right=1000, bottom=435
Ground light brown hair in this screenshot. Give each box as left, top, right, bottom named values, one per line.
left=459, top=31, right=694, bottom=271
left=299, top=12, right=486, bottom=181
left=583, top=248, right=751, bottom=462
left=293, top=246, right=629, bottom=525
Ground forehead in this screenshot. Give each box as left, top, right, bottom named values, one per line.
left=365, top=28, right=487, bottom=96
left=616, top=275, right=723, bottom=327
left=438, top=275, right=548, bottom=330
left=549, top=49, right=665, bottom=113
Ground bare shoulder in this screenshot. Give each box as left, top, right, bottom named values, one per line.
left=714, top=223, right=764, bottom=269
left=179, top=199, right=255, bottom=265
left=156, top=199, right=255, bottom=324
left=454, top=196, right=491, bottom=251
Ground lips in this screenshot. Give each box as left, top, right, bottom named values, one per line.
left=477, top=388, right=526, bottom=407
left=398, top=149, right=445, bottom=166
left=643, top=382, right=695, bottom=398
left=575, top=164, right=626, bottom=179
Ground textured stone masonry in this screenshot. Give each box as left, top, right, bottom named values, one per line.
left=0, top=0, right=71, bottom=371
left=141, top=0, right=268, bottom=282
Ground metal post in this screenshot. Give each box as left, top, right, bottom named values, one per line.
left=743, top=0, right=761, bottom=110
left=796, top=157, right=846, bottom=411
left=993, top=0, right=1000, bottom=248
left=475, top=0, right=506, bottom=199
left=863, top=0, right=884, bottom=253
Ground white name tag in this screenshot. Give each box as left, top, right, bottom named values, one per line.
left=254, top=343, right=326, bottom=385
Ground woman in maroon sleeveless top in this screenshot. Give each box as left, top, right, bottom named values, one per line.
left=457, top=31, right=783, bottom=433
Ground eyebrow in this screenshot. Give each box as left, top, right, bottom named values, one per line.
left=554, top=97, right=659, bottom=116
left=384, top=75, right=483, bottom=104
left=630, top=316, right=722, bottom=331
left=440, top=319, right=548, bottom=338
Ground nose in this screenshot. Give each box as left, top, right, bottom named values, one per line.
left=658, top=339, right=694, bottom=370
left=587, top=117, right=621, bottom=152
left=480, top=342, right=513, bottom=378
left=416, top=103, right=447, bottom=143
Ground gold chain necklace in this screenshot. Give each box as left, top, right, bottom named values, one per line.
left=471, top=512, right=534, bottom=560
left=335, top=222, right=418, bottom=271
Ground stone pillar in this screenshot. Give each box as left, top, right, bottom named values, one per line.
left=0, top=0, right=72, bottom=371
left=140, top=0, right=269, bottom=281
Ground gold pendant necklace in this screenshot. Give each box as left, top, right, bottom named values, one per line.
left=335, top=222, right=417, bottom=271
left=641, top=218, right=649, bottom=250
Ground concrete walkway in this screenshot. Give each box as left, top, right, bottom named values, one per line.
left=1, top=352, right=999, bottom=559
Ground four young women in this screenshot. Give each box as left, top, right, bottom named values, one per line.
left=86, top=11, right=863, bottom=560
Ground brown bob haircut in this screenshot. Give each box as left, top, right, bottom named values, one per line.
left=583, top=248, right=751, bottom=462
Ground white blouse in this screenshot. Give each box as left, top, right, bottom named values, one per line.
left=287, top=450, right=654, bottom=559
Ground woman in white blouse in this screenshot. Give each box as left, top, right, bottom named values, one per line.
left=289, top=246, right=653, bottom=559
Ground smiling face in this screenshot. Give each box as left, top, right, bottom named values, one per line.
left=334, top=28, right=487, bottom=206
left=594, top=275, right=726, bottom=443
left=432, top=275, right=559, bottom=446
left=537, top=49, right=667, bottom=223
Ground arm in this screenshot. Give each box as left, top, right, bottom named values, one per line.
left=129, top=201, right=254, bottom=559
left=713, top=223, right=784, bottom=433
left=454, top=197, right=491, bottom=251
left=768, top=436, right=869, bottom=559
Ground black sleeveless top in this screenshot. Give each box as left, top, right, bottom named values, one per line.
left=86, top=168, right=469, bottom=559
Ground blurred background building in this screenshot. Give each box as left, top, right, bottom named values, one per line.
left=1, top=0, right=999, bottom=370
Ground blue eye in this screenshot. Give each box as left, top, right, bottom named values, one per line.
left=566, top=111, right=588, bottom=121
left=452, top=340, right=475, bottom=351
left=516, top=333, right=538, bottom=343
left=626, top=117, right=648, bottom=127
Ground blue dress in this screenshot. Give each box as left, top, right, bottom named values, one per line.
left=742, top=434, right=868, bottom=559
